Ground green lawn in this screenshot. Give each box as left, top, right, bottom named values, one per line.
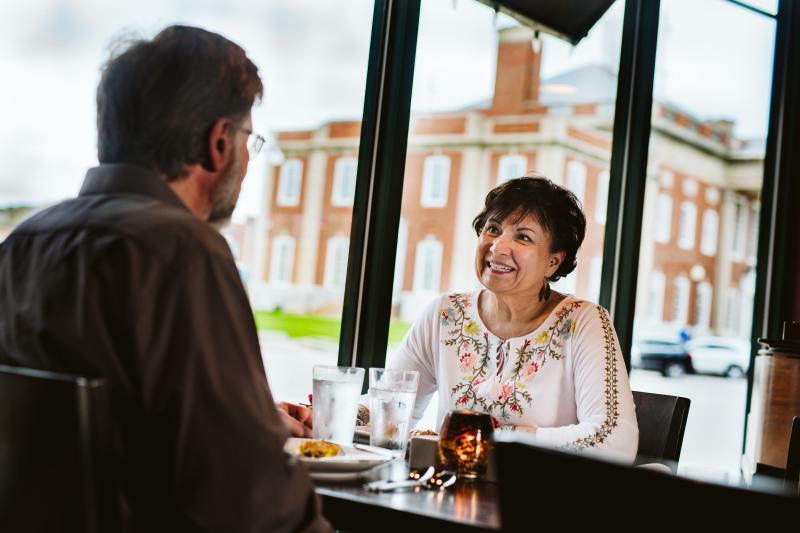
left=254, top=310, right=411, bottom=346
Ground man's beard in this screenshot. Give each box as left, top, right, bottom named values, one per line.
left=208, top=152, right=244, bottom=226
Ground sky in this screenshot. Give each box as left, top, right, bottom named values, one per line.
left=0, top=0, right=778, bottom=218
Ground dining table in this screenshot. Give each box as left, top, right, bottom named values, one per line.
left=313, top=459, right=501, bottom=532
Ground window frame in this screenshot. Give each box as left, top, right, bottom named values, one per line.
left=420, top=155, right=451, bottom=208
left=276, top=159, right=303, bottom=207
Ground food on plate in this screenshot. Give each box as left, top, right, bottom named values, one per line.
left=409, top=429, right=438, bottom=437
left=298, top=440, right=341, bottom=458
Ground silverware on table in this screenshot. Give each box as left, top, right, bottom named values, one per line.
left=363, top=466, right=435, bottom=492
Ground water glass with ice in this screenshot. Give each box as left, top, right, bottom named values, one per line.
left=368, top=368, right=419, bottom=457
left=312, top=365, right=364, bottom=444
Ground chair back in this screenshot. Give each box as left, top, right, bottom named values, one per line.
left=632, top=390, right=690, bottom=467
left=493, top=433, right=796, bottom=529
left=0, top=365, right=117, bottom=532
left=785, top=416, right=800, bottom=494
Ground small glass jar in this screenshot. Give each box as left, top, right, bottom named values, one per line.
left=437, top=410, right=494, bottom=479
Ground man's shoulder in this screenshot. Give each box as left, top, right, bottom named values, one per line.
left=10, top=193, right=230, bottom=262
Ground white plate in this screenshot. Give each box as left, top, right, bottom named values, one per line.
left=285, top=438, right=393, bottom=472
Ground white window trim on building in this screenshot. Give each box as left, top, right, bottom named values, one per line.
left=655, top=193, right=673, bottom=244
left=732, top=198, right=749, bottom=260
left=677, top=201, right=697, bottom=250
left=413, top=238, right=443, bottom=294
left=566, top=160, right=587, bottom=207
left=276, top=159, right=303, bottom=207
left=700, top=208, right=719, bottom=256
left=269, top=235, right=296, bottom=285
left=588, top=256, right=603, bottom=302
left=695, top=281, right=713, bottom=330
left=420, top=155, right=451, bottom=208
left=497, top=154, right=527, bottom=184
left=726, top=286, right=741, bottom=334
left=323, top=236, right=350, bottom=291
left=595, top=171, right=609, bottom=224
left=672, top=275, right=690, bottom=326
left=648, top=271, right=666, bottom=322
left=331, top=156, right=357, bottom=207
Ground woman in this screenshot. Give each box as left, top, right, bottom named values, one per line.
left=391, top=176, right=639, bottom=460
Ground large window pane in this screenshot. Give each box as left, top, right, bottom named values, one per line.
left=0, top=0, right=374, bottom=404
left=386, top=0, right=625, bottom=427
left=630, top=0, right=775, bottom=477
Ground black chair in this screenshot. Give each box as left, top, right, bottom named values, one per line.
left=0, top=365, right=118, bottom=532
left=494, top=433, right=797, bottom=529
left=784, top=416, right=800, bottom=494
left=632, top=390, right=690, bottom=469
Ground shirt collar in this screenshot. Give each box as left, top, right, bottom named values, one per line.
left=79, top=163, right=188, bottom=211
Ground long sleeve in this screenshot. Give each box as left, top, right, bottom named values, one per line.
left=534, top=305, right=639, bottom=462
left=127, top=241, right=329, bottom=532
left=387, top=296, right=441, bottom=426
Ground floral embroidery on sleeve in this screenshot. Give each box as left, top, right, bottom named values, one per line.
left=561, top=305, right=621, bottom=451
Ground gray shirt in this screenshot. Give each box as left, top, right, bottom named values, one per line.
left=0, top=163, right=328, bottom=532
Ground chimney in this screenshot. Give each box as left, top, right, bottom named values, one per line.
left=491, top=26, right=543, bottom=115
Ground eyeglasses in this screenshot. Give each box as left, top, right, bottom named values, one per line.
left=237, top=127, right=265, bottom=156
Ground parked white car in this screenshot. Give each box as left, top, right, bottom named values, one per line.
left=685, top=336, right=751, bottom=378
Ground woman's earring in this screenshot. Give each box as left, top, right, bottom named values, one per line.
left=538, top=277, right=551, bottom=301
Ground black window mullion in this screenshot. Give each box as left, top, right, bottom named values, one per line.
left=744, top=0, right=800, bottom=444
left=337, top=0, right=421, bottom=380
left=599, top=0, right=660, bottom=372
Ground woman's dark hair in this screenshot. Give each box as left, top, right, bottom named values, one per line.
left=472, top=176, right=586, bottom=282
left=96, top=25, right=263, bottom=181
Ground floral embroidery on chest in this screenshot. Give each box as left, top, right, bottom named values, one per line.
left=441, top=293, right=582, bottom=420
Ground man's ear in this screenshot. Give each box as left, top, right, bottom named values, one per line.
left=203, top=118, right=233, bottom=172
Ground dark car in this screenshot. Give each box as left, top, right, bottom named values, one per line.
left=631, top=338, right=692, bottom=377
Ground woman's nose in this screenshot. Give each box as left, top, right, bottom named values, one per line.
left=490, top=233, right=512, bottom=255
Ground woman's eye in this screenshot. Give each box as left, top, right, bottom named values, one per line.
left=517, top=234, right=531, bottom=242
left=485, top=225, right=499, bottom=235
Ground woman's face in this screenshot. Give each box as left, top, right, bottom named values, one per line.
left=474, top=210, right=565, bottom=299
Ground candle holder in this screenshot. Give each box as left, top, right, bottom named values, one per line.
left=437, top=410, right=494, bottom=479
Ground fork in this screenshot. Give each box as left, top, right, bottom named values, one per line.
left=363, top=466, right=435, bottom=492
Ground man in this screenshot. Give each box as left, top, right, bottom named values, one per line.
left=0, top=26, right=328, bottom=532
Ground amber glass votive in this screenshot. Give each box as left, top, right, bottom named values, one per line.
left=437, top=410, right=494, bottom=479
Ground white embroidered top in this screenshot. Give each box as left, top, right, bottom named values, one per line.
left=389, top=290, right=639, bottom=461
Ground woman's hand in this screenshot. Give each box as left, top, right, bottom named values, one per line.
left=497, top=423, right=538, bottom=435
left=278, top=402, right=313, bottom=438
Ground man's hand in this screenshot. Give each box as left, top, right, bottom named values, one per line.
left=278, top=402, right=313, bottom=438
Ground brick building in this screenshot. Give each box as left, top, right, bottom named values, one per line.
left=230, top=26, right=761, bottom=339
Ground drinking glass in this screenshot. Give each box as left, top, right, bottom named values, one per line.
left=437, top=410, right=494, bottom=479
left=312, top=365, right=364, bottom=444
left=368, top=368, right=420, bottom=457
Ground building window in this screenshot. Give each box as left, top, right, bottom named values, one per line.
left=732, top=197, right=748, bottom=260
left=324, top=236, right=350, bottom=290
left=677, top=201, right=697, bottom=250
left=331, top=157, right=357, bottom=206
left=700, top=208, right=719, bottom=256
left=682, top=178, right=698, bottom=198
left=648, top=271, right=666, bottom=322
left=695, top=281, right=712, bottom=330
left=588, top=256, right=603, bottom=302
left=746, top=202, right=759, bottom=261
left=725, top=287, right=741, bottom=333
left=269, top=235, right=295, bottom=285
left=659, top=169, right=674, bottom=189
left=672, top=275, right=690, bottom=325
left=276, top=159, right=303, bottom=206
left=566, top=160, right=587, bottom=206
left=420, top=155, right=451, bottom=208
left=413, top=238, right=443, bottom=293
left=497, top=155, right=527, bottom=184
left=654, top=193, right=673, bottom=244
left=595, top=171, right=609, bottom=224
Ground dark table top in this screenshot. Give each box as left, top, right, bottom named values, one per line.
left=314, top=461, right=501, bottom=532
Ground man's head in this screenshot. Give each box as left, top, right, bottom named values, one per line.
left=96, top=25, right=263, bottom=221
